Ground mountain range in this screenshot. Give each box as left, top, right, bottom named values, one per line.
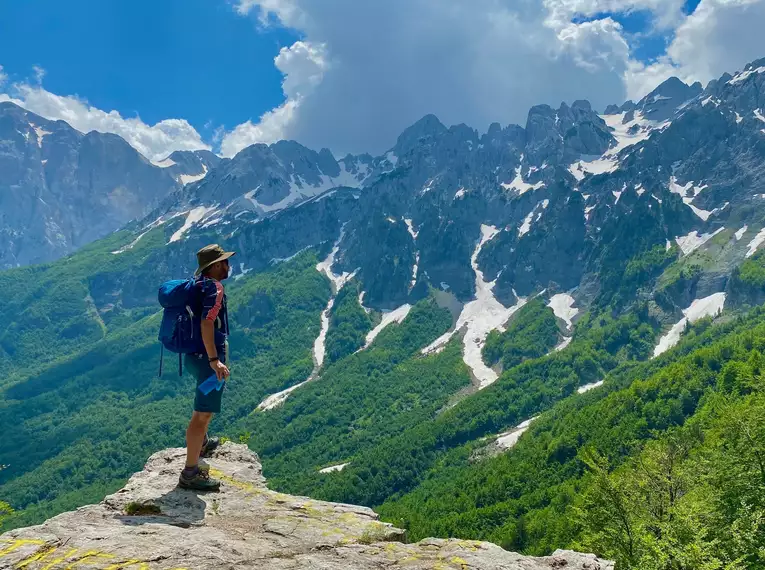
left=2, top=57, right=765, bottom=569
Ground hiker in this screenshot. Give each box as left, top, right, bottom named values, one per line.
left=178, top=244, right=235, bottom=491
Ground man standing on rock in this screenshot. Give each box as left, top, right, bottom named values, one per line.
left=179, top=244, right=234, bottom=491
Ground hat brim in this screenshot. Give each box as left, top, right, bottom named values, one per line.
left=195, top=251, right=236, bottom=276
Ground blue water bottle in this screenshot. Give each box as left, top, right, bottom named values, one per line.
left=198, top=374, right=224, bottom=396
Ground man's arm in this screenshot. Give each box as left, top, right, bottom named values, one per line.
left=200, top=280, right=230, bottom=380
left=201, top=320, right=229, bottom=380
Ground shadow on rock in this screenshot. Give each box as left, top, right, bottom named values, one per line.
left=116, top=486, right=210, bottom=528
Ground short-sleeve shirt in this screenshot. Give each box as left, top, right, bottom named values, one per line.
left=195, top=277, right=229, bottom=354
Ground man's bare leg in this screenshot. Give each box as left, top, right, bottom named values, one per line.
left=185, top=411, right=213, bottom=468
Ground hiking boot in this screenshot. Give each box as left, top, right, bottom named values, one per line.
left=200, top=435, right=220, bottom=458
left=198, top=458, right=210, bottom=474
left=178, top=467, right=221, bottom=491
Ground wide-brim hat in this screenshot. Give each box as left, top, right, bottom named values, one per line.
left=195, top=244, right=236, bottom=276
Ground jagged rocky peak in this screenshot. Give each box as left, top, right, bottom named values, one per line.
left=635, top=76, right=703, bottom=121
left=0, top=443, right=614, bottom=570
left=524, top=100, right=614, bottom=165
left=339, top=152, right=375, bottom=177
left=603, top=100, right=638, bottom=115
left=151, top=150, right=223, bottom=186
left=703, top=56, right=765, bottom=111
left=181, top=138, right=367, bottom=217
left=393, top=113, right=449, bottom=155
left=162, top=149, right=221, bottom=171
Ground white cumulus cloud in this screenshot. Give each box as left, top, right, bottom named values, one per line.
left=3, top=0, right=764, bottom=161
left=0, top=73, right=210, bottom=162
left=625, top=0, right=765, bottom=100
left=220, top=40, right=328, bottom=157
left=230, top=0, right=634, bottom=155
left=227, top=0, right=765, bottom=155
left=542, top=0, right=686, bottom=30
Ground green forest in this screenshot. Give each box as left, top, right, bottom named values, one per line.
left=1, top=216, right=765, bottom=570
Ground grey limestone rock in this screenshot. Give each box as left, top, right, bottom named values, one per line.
left=0, top=443, right=614, bottom=570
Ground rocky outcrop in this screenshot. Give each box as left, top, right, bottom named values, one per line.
left=0, top=443, right=613, bottom=570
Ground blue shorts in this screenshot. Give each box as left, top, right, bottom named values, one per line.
left=186, top=350, right=226, bottom=414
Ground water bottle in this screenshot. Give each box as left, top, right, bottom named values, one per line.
left=198, top=373, right=224, bottom=396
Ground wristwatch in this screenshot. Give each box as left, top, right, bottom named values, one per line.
left=209, top=356, right=219, bottom=363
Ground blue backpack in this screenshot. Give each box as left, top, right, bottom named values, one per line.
left=158, top=278, right=204, bottom=376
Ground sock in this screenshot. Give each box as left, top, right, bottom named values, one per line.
left=182, top=465, right=199, bottom=477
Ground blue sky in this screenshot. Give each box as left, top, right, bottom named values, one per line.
left=0, top=0, right=296, bottom=141
left=1, top=0, right=761, bottom=158
left=573, top=0, right=701, bottom=62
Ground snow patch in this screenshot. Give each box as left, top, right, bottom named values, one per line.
left=404, top=219, right=419, bottom=240
left=361, top=305, right=412, bottom=350
left=675, top=228, right=725, bottom=256
left=496, top=417, right=538, bottom=451
left=316, top=234, right=354, bottom=293
left=735, top=226, right=748, bottom=241
left=31, top=125, right=52, bottom=148
left=257, top=381, right=308, bottom=411
left=169, top=206, right=218, bottom=243
left=233, top=263, right=253, bottom=281
left=653, top=293, right=726, bottom=357
left=244, top=167, right=360, bottom=215
left=669, top=177, right=713, bottom=220
left=568, top=163, right=586, bottom=181
left=112, top=215, right=177, bottom=254
left=455, top=188, right=467, bottom=199
left=571, top=112, right=670, bottom=178
left=337, top=158, right=371, bottom=187
left=200, top=216, right=226, bottom=229
left=359, top=292, right=371, bottom=314
left=319, top=463, right=349, bottom=474
left=315, top=236, right=357, bottom=366
left=270, top=245, right=312, bottom=266
left=180, top=164, right=209, bottom=185
left=421, top=179, right=436, bottom=195
left=519, top=200, right=548, bottom=237
left=548, top=294, right=578, bottom=331
left=577, top=380, right=604, bottom=394
left=518, top=210, right=535, bottom=238
left=554, top=336, right=573, bottom=352
left=755, top=109, right=765, bottom=123
left=746, top=228, right=765, bottom=258
left=501, top=165, right=545, bottom=195
left=258, top=233, right=356, bottom=411
left=313, top=298, right=335, bottom=371
left=422, top=225, right=527, bottom=389
left=729, top=66, right=765, bottom=84
left=152, top=157, right=176, bottom=168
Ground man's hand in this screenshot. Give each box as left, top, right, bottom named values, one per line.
left=212, top=360, right=230, bottom=380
